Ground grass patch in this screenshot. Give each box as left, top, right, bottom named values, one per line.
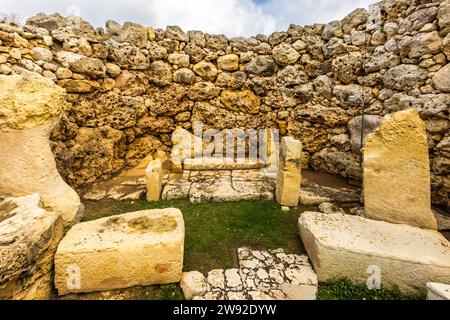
left=83, top=199, right=312, bottom=273
left=318, top=278, right=423, bottom=300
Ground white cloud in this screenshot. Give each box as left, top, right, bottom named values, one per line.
left=1, top=0, right=376, bottom=37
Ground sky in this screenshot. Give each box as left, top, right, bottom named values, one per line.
left=1, top=0, right=377, bottom=37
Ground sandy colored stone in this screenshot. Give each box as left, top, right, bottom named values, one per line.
left=0, top=194, right=63, bottom=300
left=54, top=208, right=185, bottom=295
left=0, top=75, right=83, bottom=228
left=183, top=157, right=265, bottom=170
left=180, top=271, right=207, bottom=300
left=217, top=54, right=239, bottom=71
left=299, top=212, right=450, bottom=295
left=426, top=282, right=450, bottom=300
left=363, top=109, right=437, bottom=230
left=276, top=137, right=302, bottom=207
left=146, top=159, right=162, bottom=201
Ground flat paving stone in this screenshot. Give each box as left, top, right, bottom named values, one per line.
left=191, top=247, right=317, bottom=300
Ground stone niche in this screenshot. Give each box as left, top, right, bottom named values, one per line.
left=0, top=75, right=83, bottom=228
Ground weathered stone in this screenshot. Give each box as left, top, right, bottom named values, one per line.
left=347, top=115, right=382, bottom=154
left=438, top=0, right=450, bottom=32
left=299, top=212, right=450, bottom=295
left=172, top=68, right=195, bottom=85
left=433, top=63, right=450, bottom=92
left=215, top=71, right=247, bottom=89
left=217, top=54, right=239, bottom=71
left=246, top=56, right=276, bottom=76
left=276, top=137, right=302, bottom=207
left=31, top=46, right=53, bottom=62
left=363, top=109, right=437, bottom=229
left=318, top=202, right=345, bottom=215
left=331, top=52, right=363, bottom=84
left=148, top=61, right=172, bottom=86
left=0, top=194, right=63, bottom=300
left=188, top=82, right=220, bottom=101
left=193, top=61, right=217, bottom=81
left=166, top=25, right=189, bottom=42
left=180, top=271, right=207, bottom=300
left=146, top=159, right=162, bottom=202
left=55, top=208, right=185, bottom=295
left=272, top=43, right=300, bottom=66
left=56, top=51, right=106, bottom=77
left=382, top=64, right=428, bottom=91
left=0, top=75, right=83, bottom=227
left=427, top=282, right=450, bottom=300
left=384, top=93, right=450, bottom=117
left=220, top=90, right=260, bottom=115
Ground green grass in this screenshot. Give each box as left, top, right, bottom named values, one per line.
left=318, top=278, right=423, bottom=300
left=80, top=200, right=422, bottom=300
left=83, top=199, right=312, bottom=273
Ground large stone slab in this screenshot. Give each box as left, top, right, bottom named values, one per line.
left=363, top=109, right=437, bottom=230
left=54, top=208, right=184, bottom=295
left=0, top=75, right=83, bottom=228
left=0, top=194, right=63, bottom=300
left=276, top=137, right=302, bottom=207
left=299, top=212, right=450, bottom=295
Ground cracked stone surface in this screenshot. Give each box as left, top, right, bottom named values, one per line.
left=162, top=170, right=275, bottom=203
left=191, top=247, right=317, bottom=300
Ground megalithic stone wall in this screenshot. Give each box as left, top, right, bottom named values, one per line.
left=0, top=0, right=448, bottom=208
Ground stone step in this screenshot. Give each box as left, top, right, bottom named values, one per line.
left=299, top=211, right=450, bottom=295
left=54, top=208, right=184, bottom=295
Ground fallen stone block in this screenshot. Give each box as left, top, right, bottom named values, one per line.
left=363, top=109, right=437, bottom=229
left=54, top=208, right=185, bottom=295
left=426, top=282, right=450, bottom=300
left=0, top=194, right=63, bottom=300
left=299, top=211, right=450, bottom=295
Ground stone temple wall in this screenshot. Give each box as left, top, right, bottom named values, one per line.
left=0, top=0, right=448, bottom=208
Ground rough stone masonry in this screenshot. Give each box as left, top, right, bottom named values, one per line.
left=0, top=0, right=448, bottom=209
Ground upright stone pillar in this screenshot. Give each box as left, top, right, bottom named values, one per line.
left=146, top=159, right=163, bottom=201
left=363, top=109, right=437, bottom=230
left=0, top=75, right=83, bottom=228
left=276, top=136, right=302, bottom=207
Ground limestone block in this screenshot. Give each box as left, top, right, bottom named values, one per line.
left=0, top=194, right=63, bottom=300
left=276, top=171, right=301, bottom=207
left=0, top=75, right=83, bottom=228
left=54, top=208, right=185, bottom=295
left=299, top=212, right=450, bottom=295
left=426, top=282, right=450, bottom=300
left=183, top=157, right=265, bottom=171
left=363, top=109, right=437, bottom=230
left=276, top=136, right=302, bottom=207
left=279, top=136, right=302, bottom=174
left=180, top=271, right=207, bottom=300
left=146, top=159, right=162, bottom=201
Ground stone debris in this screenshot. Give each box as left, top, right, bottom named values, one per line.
left=0, top=194, right=63, bottom=299
left=426, top=282, right=450, bottom=300
left=363, top=109, right=438, bottom=230
left=0, top=75, right=83, bottom=228
left=318, top=202, right=346, bottom=214
left=54, top=208, right=185, bottom=295
left=190, top=247, right=317, bottom=300
left=299, top=211, right=450, bottom=295
left=180, top=271, right=207, bottom=300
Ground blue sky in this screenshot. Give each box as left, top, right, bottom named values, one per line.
left=1, top=0, right=376, bottom=37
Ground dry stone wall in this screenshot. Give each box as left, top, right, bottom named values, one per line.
left=0, top=0, right=448, bottom=208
